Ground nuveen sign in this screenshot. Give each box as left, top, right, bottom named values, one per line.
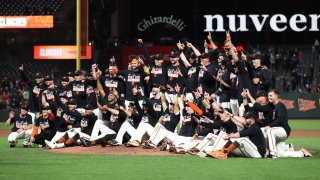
left=204, top=14, right=320, bottom=32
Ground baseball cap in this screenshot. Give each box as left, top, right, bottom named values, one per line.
left=128, top=102, right=135, bottom=107
left=61, top=76, right=69, bottom=82
left=42, top=105, right=51, bottom=110
left=74, top=70, right=82, bottom=76
left=250, top=54, right=262, bottom=60
left=84, top=104, right=94, bottom=110
left=34, top=73, right=43, bottom=78
left=66, top=72, right=74, bottom=77
left=151, top=83, right=160, bottom=88
left=243, top=111, right=257, bottom=120
left=256, top=90, right=268, bottom=98
left=154, top=54, right=164, bottom=60
left=200, top=53, right=210, bottom=59
left=59, top=94, right=68, bottom=100
left=44, top=75, right=53, bottom=81
left=68, top=98, right=77, bottom=105
left=170, top=51, right=180, bottom=58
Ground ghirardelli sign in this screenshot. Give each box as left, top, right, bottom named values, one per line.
left=137, top=15, right=187, bottom=31
left=204, top=14, right=320, bottom=32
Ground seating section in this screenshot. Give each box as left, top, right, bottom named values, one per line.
left=0, top=0, right=65, bottom=15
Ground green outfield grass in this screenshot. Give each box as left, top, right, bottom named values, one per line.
left=1, top=120, right=320, bottom=130
left=0, top=136, right=319, bottom=180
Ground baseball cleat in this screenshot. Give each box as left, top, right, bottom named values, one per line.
left=187, top=148, right=200, bottom=155
left=45, top=140, right=56, bottom=149
left=111, top=139, right=121, bottom=146
left=80, top=137, right=91, bottom=147
left=301, top=148, right=312, bottom=157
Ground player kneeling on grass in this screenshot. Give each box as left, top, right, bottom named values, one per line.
left=206, top=111, right=266, bottom=159
left=6, top=105, right=33, bottom=148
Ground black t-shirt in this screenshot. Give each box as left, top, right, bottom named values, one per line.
left=100, top=76, right=125, bottom=97
left=253, top=103, right=273, bottom=127
left=240, top=123, right=266, bottom=157
left=10, top=114, right=33, bottom=132
left=217, top=69, right=231, bottom=102
left=80, top=113, right=98, bottom=135
left=162, top=111, right=180, bottom=133
left=118, top=69, right=146, bottom=101
left=270, top=102, right=291, bottom=136
left=166, top=64, right=187, bottom=94
left=149, top=66, right=167, bottom=89
left=186, top=65, right=200, bottom=93
left=70, top=80, right=96, bottom=108
left=198, top=63, right=217, bottom=94
left=221, top=120, right=238, bottom=134
left=124, top=112, right=141, bottom=129
left=35, top=115, right=54, bottom=131
left=56, top=84, right=73, bottom=99
left=179, top=111, right=197, bottom=137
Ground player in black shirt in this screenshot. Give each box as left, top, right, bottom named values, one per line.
left=30, top=106, right=56, bottom=147
left=6, top=106, right=33, bottom=148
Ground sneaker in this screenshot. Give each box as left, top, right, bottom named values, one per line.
left=301, top=148, right=312, bottom=157
left=266, top=152, right=278, bottom=159
left=160, top=138, right=169, bottom=151
left=126, top=140, right=139, bottom=147
left=197, top=151, right=207, bottom=158
left=206, top=150, right=228, bottom=160
left=80, top=137, right=91, bottom=147
left=45, top=140, right=56, bottom=149
left=23, top=144, right=30, bottom=148
left=111, top=139, right=121, bottom=146
left=187, top=148, right=200, bottom=155
left=143, top=140, right=156, bottom=149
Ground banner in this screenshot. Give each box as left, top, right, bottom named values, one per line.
left=0, top=16, right=53, bottom=28
left=34, top=46, right=92, bottom=60
left=280, top=99, right=295, bottom=110
left=280, top=93, right=320, bottom=118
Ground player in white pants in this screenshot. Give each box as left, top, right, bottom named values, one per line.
left=6, top=106, right=33, bottom=147
left=206, top=111, right=266, bottom=159
left=265, top=90, right=312, bottom=158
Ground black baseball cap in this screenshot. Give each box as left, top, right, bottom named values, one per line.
left=201, top=53, right=210, bottom=59
left=44, top=75, right=53, bottom=81
left=68, top=98, right=77, bottom=105
left=154, top=54, right=164, bottom=60
left=34, top=73, right=43, bottom=78
left=151, top=83, right=160, bottom=88
left=66, top=72, right=74, bottom=77
left=256, top=90, right=268, bottom=98
left=243, top=111, right=257, bottom=120
left=170, top=51, right=180, bottom=58
left=74, top=70, right=82, bottom=76
left=250, top=54, right=262, bottom=60
left=42, top=105, right=51, bottom=110
left=61, top=76, right=69, bottom=82
left=84, top=104, right=94, bottom=110
left=59, top=94, right=68, bottom=100
left=128, top=102, right=135, bottom=107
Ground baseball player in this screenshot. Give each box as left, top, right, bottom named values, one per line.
left=6, top=105, right=33, bottom=148
left=29, top=106, right=56, bottom=147
left=265, top=90, right=312, bottom=158
left=206, top=111, right=266, bottom=159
